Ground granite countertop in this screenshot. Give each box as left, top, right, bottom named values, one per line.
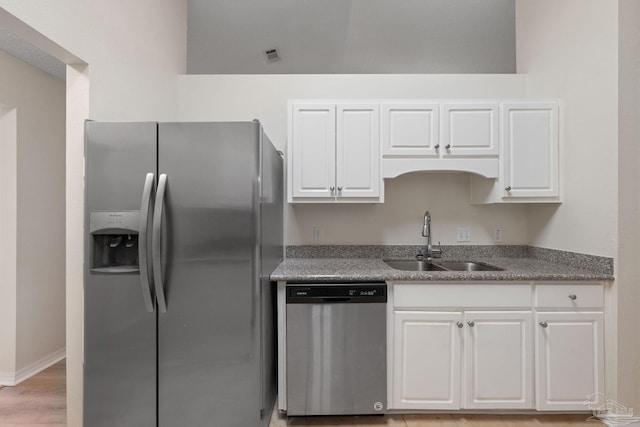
left=270, top=246, right=615, bottom=282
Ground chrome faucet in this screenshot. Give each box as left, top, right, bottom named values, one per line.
left=419, top=211, right=442, bottom=260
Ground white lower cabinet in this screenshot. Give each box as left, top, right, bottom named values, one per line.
left=392, top=311, right=462, bottom=410
left=535, top=312, right=604, bottom=411
left=391, top=309, right=534, bottom=410
left=463, top=311, right=533, bottom=409
left=390, top=282, right=606, bottom=413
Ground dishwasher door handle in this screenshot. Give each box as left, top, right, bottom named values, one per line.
left=321, top=297, right=352, bottom=303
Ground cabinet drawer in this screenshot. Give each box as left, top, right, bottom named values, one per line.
left=394, top=283, right=531, bottom=308
left=535, top=283, right=604, bottom=309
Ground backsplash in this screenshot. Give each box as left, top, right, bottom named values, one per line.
left=285, top=245, right=614, bottom=276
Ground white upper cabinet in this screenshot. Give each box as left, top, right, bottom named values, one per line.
left=502, top=102, right=559, bottom=199
left=288, top=99, right=560, bottom=204
left=336, top=105, right=380, bottom=199
left=381, top=103, right=440, bottom=157
left=290, top=104, right=336, bottom=199
left=442, top=103, right=500, bottom=157
left=471, top=101, right=560, bottom=204
left=288, top=102, right=381, bottom=203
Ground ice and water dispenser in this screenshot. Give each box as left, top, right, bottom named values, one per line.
left=89, top=211, right=140, bottom=274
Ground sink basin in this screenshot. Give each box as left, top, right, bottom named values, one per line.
left=433, top=261, right=503, bottom=272
left=384, top=260, right=448, bottom=272
left=384, top=259, right=503, bottom=272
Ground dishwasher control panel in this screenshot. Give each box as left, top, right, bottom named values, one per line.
left=286, top=283, right=387, bottom=303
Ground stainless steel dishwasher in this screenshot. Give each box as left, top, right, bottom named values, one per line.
left=285, top=283, right=387, bottom=416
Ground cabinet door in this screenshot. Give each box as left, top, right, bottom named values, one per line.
left=502, top=102, right=559, bottom=198
left=463, top=311, right=534, bottom=409
left=381, top=103, right=439, bottom=157
left=336, top=104, right=380, bottom=198
left=392, top=311, right=461, bottom=410
left=536, top=312, right=604, bottom=411
left=290, top=104, right=336, bottom=199
left=442, top=103, right=499, bottom=157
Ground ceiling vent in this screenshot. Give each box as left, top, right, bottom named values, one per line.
left=264, top=48, right=280, bottom=63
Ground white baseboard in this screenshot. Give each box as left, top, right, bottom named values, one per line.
left=0, top=347, right=65, bottom=386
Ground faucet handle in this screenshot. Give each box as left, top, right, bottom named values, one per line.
left=431, top=241, right=443, bottom=258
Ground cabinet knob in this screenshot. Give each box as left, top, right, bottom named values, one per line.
left=539, top=321, right=548, bottom=328
left=337, top=186, right=342, bottom=192
left=568, top=294, right=577, bottom=300
left=467, top=321, right=475, bottom=327
left=330, top=186, right=335, bottom=192
left=456, top=321, right=464, bottom=328
left=434, top=144, right=440, bottom=149
left=445, top=144, right=451, bottom=150
left=505, top=186, right=512, bottom=191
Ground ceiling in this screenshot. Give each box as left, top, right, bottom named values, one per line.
left=187, top=0, right=516, bottom=74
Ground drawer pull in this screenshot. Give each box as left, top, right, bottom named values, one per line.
left=467, top=321, right=475, bottom=327
left=456, top=321, right=464, bottom=328
left=568, top=294, right=577, bottom=300
left=539, top=321, right=548, bottom=328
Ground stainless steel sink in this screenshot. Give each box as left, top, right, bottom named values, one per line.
left=384, top=260, right=448, bottom=272
left=433, top=261, right=503, bottom=272
left=384, top=260, right=503, bottom=272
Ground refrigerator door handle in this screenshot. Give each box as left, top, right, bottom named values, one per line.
left=138, top=173, right=155, bottom=312
left=152, top=173, right=168, bottom=313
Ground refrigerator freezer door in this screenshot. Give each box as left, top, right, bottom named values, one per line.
left=84, top=122, right=157, bottom=427
left=157, top=122, right=263, bottom=427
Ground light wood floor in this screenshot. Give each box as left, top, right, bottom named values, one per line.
left=268, top=412, right=601, bottom=427
left=0, top=361, right=601, bottom=426
left=0, top=360, right=66, bottom=426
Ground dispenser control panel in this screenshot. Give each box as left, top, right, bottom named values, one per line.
left=90, top=211, right=140, bottom=234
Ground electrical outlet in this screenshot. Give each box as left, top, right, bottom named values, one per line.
left=312, top=227, right=323, bottom=242
left=456, top=227, right=471, bottom=242
left=494, top=228, right=503, bottom=242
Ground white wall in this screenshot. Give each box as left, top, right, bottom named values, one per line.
left=0, top=50, right=65, bottom=383
left=516, top=0, right=619, bottom=257
left=0, top=3, right=187, bottom=425
left=0, top=1, right=187, bottom=121
left=0, top=104, right=17, bottom=382
left=617, top=0, right=640, bottom=411
left=178, top=74, right=529, bottom=245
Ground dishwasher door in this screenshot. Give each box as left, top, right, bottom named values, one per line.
left=286, top=283, right=387, bottom=416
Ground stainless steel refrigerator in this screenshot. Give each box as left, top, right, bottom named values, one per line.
left=83, top=121, right=283, bottom=427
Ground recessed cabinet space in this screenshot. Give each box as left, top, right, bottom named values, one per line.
left=391, top=284, right=534, bottom=411
left=288, top=102, right=382, bottom=203
left=471, top=102, right=560, bottom=204
left=381, top=102, right=500, bottom=179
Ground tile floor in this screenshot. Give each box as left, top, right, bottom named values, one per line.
left=0, top=361, right=604, bottom=426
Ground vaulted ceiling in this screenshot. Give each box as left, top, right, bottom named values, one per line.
left=0, top=0, right=516, bottom=81
left=187, top=0, right=516, bottom=74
